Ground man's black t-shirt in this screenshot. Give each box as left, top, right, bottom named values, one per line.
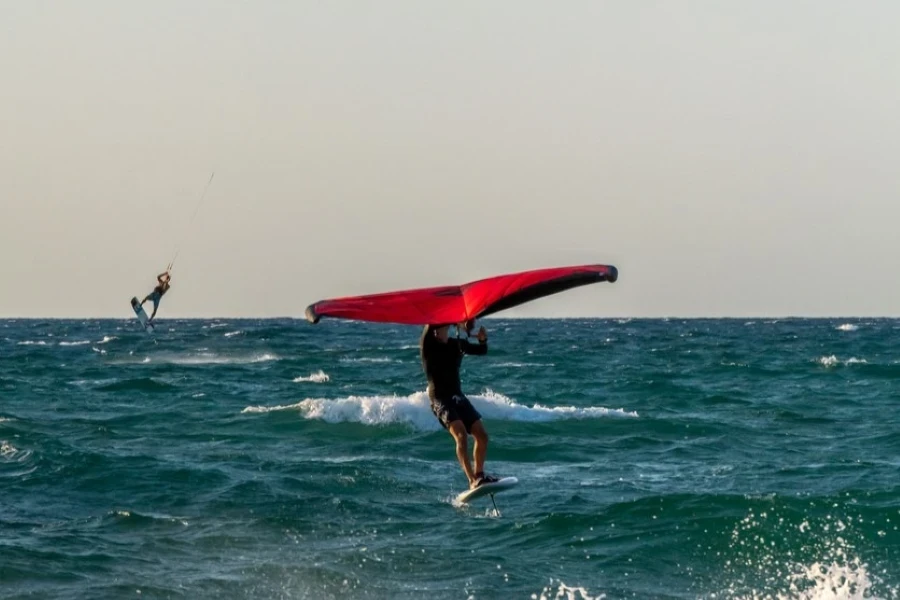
left=420, top=326, right=487, bottom=400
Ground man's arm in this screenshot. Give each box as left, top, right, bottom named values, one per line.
left=462, top=340, right=487, bottom=355
left=461, top=327, right=488, bottom=355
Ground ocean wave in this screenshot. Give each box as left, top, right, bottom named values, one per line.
left=188, top=352, right=278, bottom=365
left=836, top=323, right=859, bottom=332
left=293, top=370, right=330, bottom=383
left=491, top=362, right=556, bottom=368
left=68, top=379, right=116, bottom=387
left=96, top=336, right=117, bottom=344
left=476, top=389, right=638, bottom=421
left=113, top=352, right=280, bottom=366
left=104, top=510, right=189, bottom=527
left=96, top=378, right=176, bottom=392
left=223, top=330, right=243, bottom=338
left=16, top=340, right=48, bottom=346
left=816, top=355, right=868, bottom=368
left=0, top=440, right=32, bottom=462
left=58, top=340, right=91, bottom=347
left=721, top=361, right=750, bottom=368
left=339, top=357, right=399, bottom=364
left=242, top=389, right=637, bottom=430
left=241, top=396, right=435, bottom=431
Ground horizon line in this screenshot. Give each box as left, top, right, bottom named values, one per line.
left=1, top=315, right=898, bottom=321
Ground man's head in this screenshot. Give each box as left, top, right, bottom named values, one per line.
left=431, top=324, right=451, bottom=342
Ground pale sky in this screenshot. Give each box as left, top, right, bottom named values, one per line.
left=2, top=1, right=898, bottom=318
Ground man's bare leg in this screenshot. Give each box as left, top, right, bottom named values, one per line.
left=470, top=420, right=489, bottom=478
left=448, top=420, right=476, bottom=486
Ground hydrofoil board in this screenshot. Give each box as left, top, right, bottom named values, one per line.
left=455, top=476, right=518, bottom=504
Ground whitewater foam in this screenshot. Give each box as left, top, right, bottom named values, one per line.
left=475, top=389, right=638, bottom=421
left=818, top=356, right=840, bottom=368
left=722, top=509, right=893, bottom=600
left=116, top=352, right=280, bottom=366
left=242, top=389, right=638, bottom=430
left=533, top=580, right=605, bottom=600
left=293, top=370, right=330, bottom=383
left=339, top=357, right=399, bottom=364
left=817, top=356, right=868, bottom=368
left=0, top=440, right=31, bottom=462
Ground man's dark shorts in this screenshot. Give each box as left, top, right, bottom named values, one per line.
left=148, top=289, right=162, bottom=309
left=431, top=394, right=482, bottom=433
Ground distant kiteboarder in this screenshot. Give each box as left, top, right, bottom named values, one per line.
left=127, top=171, right=213, bottom=334
left=421, top=319, right=499, bottom=490
left=141, top=270, right=172, bottom=323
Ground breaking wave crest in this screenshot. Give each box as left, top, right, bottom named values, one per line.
left=242, top=389, right=637, bottom=431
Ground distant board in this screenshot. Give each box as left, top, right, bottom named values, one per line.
left=130, top=297, right=155, bottom=333
left=455, top=476, right=518, bottom=504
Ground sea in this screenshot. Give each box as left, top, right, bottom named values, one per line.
left=1, top=317, right=898, bottom=599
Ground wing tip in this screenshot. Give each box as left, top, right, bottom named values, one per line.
left=305, top=304, right=321, bottom=324
left=606, top=265, right=618, bottom=283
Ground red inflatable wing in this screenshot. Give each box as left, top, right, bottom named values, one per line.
left=305, top=264, right=618, bottom=326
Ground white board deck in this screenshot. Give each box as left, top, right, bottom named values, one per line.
left=130, top=297, right=155, bottom=333
left=455, top=476, right=518, bottom=504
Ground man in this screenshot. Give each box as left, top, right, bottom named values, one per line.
left=420, top=318, right=499, bottom=490
left=140, top=270, right=171, bottom=323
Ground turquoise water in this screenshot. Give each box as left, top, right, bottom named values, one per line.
left=1, top=318, right=898, bottom=599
